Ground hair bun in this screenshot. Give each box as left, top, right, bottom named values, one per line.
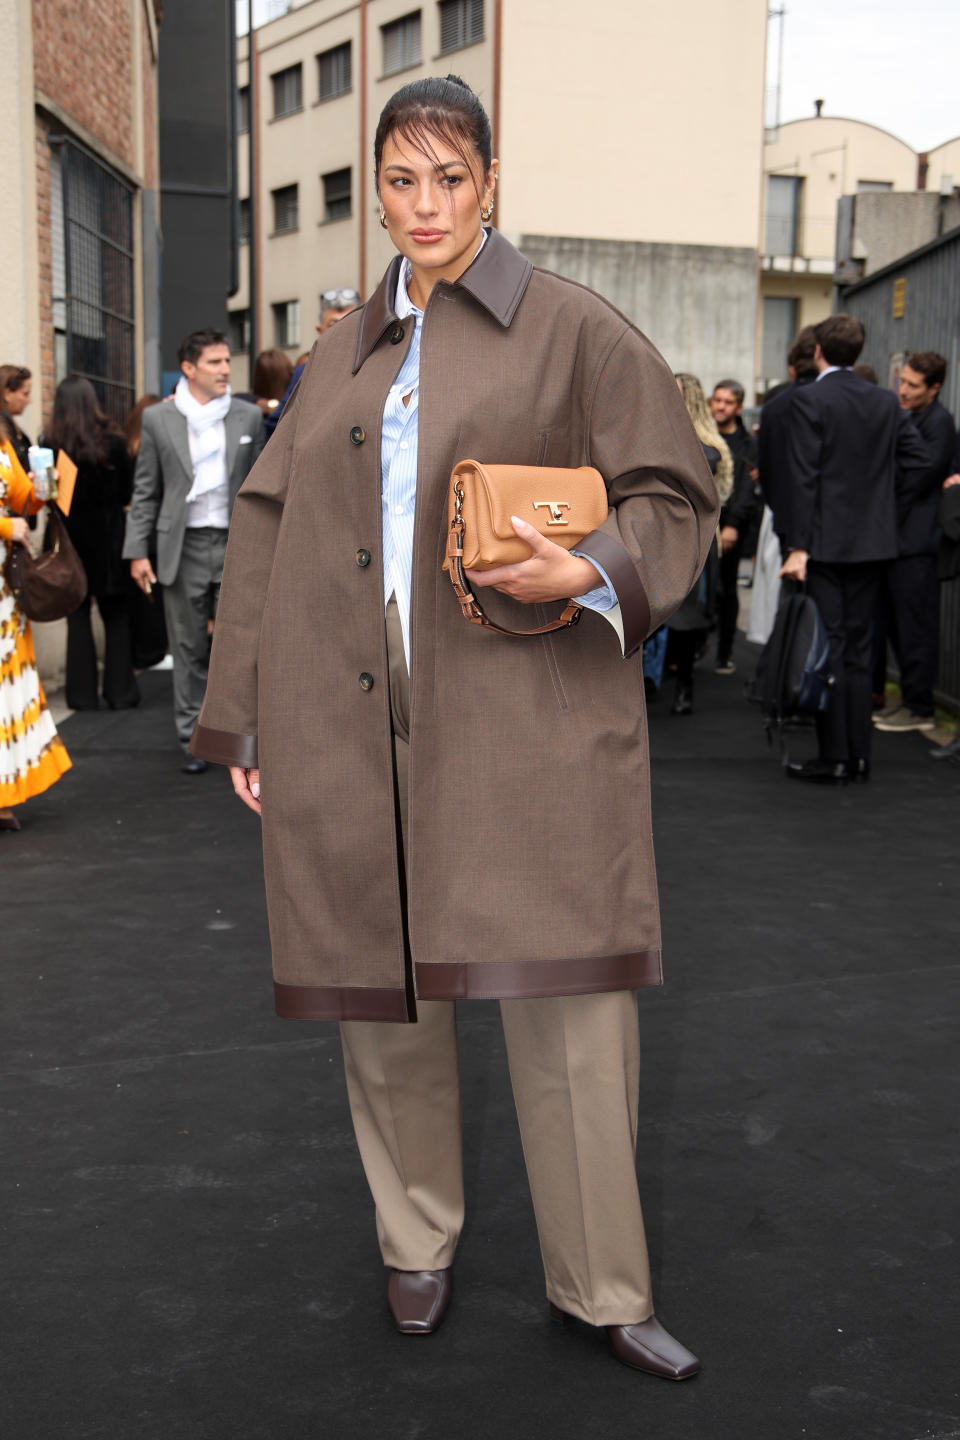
left=444, top=74, right=472, bottom=91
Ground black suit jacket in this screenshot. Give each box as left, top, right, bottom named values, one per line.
left=785, top=369, right=928, bottom=563
left=898, top=398, right=957, bottom=556
left=757, top=373, right=817, bottom=544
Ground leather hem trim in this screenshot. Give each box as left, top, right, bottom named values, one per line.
left=575, top=531, right=651, bottom=656
left=414, top=951, right=662, bottom=1000
left=190, top=724, right=258, bottom=768
left=274, top=982, right=413, bottom=1022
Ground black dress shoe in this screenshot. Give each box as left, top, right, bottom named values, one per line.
left=387, top=1269, right=451, bottom=1334
left=550, top=1304, right=699, bottom=1380
left=180, top=756, right=207, bottom=775
left=786, top=758, right=849, bottom=785
left=848, top=757, right=870, bottom=783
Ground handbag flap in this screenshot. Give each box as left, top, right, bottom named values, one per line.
left=473, top=462, right=607, bottom=541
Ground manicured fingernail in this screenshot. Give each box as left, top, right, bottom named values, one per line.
left=511, top=514, right=524, bottom=525
left=251, top=782, right=260, bottom=798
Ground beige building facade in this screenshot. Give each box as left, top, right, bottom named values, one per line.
left=232, top=0, right=769, bottom=395
left=761, top=113, right=960, bottom=390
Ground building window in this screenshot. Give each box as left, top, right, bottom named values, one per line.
left=239, top=198, right=251, bottom=242
left=857, top=180, right=893, bottom=192
left=382, top=12, right=421, bottom=76
left=322, top=168, right=352, bottom=222
left=439, top=0, right=483, bottom=53
left=318, top=41, right=352, bottom=101
left=228, top=309, right=251, bottom=355
left=237, top=85, right=250, bottom=133
left=271, top=64, right=303, bottom=119
left=765, top=174, right=802, bottom=255
left=272, top=184, right=299, bottom=233
left=49, top=136, right=135, bottom=425
left=273, top=300, right=300, bottom=349
left=761, top=297, right=799, bottom=392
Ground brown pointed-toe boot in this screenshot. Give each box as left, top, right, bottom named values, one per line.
left=387, top=1269, right=452, bottom=1335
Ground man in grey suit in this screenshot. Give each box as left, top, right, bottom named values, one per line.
left=123, top=329, right=265, bottom=771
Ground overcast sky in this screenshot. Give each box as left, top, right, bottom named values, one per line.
left=770, top=0, right=958, bottom=151
left=238, top=0, right=960, bottom=153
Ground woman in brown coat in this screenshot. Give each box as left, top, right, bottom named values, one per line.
left=192, top=77, right=718, bottom=1374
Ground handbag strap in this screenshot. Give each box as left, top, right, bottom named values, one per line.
left=446, top=478, right=584, bottom=638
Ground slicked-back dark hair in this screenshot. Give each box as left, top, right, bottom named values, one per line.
left=178, top=329, right=228, bottom=368
left=905, top=350, right=947, bottom=388
left=374, top=74, right=492, bottom=190
left=814, top=314, right=865, bottom=367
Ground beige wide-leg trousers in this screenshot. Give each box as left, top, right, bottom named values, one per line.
left=339, top=601, right=654, bottom=1327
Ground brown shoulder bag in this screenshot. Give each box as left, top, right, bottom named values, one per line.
left=3, top=501, right=88, bottom=623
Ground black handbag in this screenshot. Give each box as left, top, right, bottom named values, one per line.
left=748, top=585, right=833, bottom=759
left=3, top=501, right=88, bottom=622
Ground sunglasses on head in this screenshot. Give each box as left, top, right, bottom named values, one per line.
left=321, top=289, right=361, bottom=309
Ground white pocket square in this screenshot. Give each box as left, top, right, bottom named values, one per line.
left=239, top=435, right=253, bottom=445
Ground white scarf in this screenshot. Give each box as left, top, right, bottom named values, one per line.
left=174, top=376, right=232, bottom=503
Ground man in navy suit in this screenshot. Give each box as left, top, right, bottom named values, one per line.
left=779, top=314, right=927, bottom=783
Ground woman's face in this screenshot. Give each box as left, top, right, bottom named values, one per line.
left=378, top=129, right=497, bottom=293
left=3, top=380, right=31, bottom=416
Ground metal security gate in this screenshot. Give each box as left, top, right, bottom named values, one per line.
left=52, top=137, right=136, bottom=425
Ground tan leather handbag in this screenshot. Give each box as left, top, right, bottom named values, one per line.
left=443, top=459, right=608, bottom=637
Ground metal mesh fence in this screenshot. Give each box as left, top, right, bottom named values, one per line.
left=54, top=138, right=135, bottom=426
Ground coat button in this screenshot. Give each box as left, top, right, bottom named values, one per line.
left=389, top=323, right=404, bottom=344
left=359, top=672, right=375, bottom=691
left=349, top=425, right=365, bottom=445
left=356, top=548, right=371, bottom=567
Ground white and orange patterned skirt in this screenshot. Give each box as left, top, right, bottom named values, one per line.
left=0, top=536, right=71, bottom=807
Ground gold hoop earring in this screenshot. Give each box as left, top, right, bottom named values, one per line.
left=481, top=200, right=494, bottom=222
left=379, top=204, right=389, bottom=229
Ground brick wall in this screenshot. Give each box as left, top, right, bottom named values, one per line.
left=34, top=113, right=55, bottom=430
left=31, top=0, right=135, bottom=169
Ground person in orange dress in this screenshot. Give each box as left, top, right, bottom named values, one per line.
left=0, top=438, right=71, bottom=831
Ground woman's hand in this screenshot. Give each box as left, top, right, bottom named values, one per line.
left=719, top=524, right=739, bottom=554
left=230, top=765, right=261, bottom=816
left=9, top=518, right=29, bottom=544
left=465, top=516, right=601, bottom=604
left=943, top=473, right=960, bottom=489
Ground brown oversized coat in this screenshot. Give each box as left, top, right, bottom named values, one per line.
left=192, top=230, right=719, bottom=1022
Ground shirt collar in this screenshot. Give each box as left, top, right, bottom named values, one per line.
left=817, top=365, right=853, bottom=381
left=394, top=229, right=489, bottom=320
left=353, top=227, right=533, bottom=374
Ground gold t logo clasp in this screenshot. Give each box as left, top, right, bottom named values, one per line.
left=533, top=500, right=571, bottom=525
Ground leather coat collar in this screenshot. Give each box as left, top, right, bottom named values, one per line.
left=352, top=228, right=534, bottom=374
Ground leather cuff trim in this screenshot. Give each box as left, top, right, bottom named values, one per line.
left=190, top=724, right=258, bottom=768
left=414, top=951, right=662, bottom=1001
left=274, top=982, right=414, bottom=1023
left=575, top=531, right=651, bottom=656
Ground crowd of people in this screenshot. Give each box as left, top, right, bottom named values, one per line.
left=640, top=321, right=960, bottom=782
left=2, top=306, right=958, bottom=828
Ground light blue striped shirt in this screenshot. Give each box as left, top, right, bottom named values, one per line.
left=381, top=242, right=616, bottom=668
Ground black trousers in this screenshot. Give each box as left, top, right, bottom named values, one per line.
left=886, top=555, right=939, bottom=716
left=806, top=560, right=884, bottom=764
left=66, top=593, right=140, bottom=710
left=716, top=546, right=741, bottom=663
